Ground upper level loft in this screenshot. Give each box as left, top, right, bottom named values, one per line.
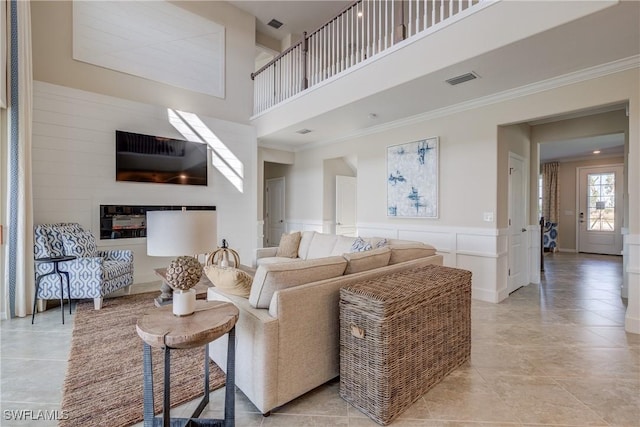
left=249, top=0, right=636, bottom=150
left=252, top=0, right=486, bottom=116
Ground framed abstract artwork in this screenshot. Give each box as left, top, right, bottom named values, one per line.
left=387, top=137, right=439, bottom=218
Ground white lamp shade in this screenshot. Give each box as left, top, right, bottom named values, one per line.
left=146, top=210, right=217, bottom=256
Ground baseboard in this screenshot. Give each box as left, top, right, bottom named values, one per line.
left=558, top=248, right=577, bottom=253
left=625, top=315, right=640, bottom=334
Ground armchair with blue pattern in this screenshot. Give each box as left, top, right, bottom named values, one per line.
left=543, top=221, right=558, bottom=252
left=33, top=223, right=134, bottom=310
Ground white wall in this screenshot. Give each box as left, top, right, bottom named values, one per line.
left=32, top=82, right=257, bottom=284
left=30, top=0, right=255, bottom=124
left=283, top=69, right=639, bottom=313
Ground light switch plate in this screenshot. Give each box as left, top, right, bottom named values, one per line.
left=483, top=212, right=494, bottom=222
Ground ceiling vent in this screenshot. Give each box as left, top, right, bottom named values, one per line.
left=446, top=72, right=479, bottom=86
left=296, top=128, right=312, bottom=135
left=267, top=19, right=284, bottom=29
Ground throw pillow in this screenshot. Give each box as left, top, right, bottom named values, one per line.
left=375, top=238, right=388, bottom=248
left=61, top=230, right=97, bottom=257
left=204, top=265, right=253, bottom=298
left=350, top=236, right=372, bottom=252
left=343, top=247, right=391, bottom=274
left=276, top=231, right=302, bottom=258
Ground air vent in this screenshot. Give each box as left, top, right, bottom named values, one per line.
left=296, top=128, right=312, bottom=135
left=446, top=72, right=478, bottom=86
left=267, top=19, right=284, bottom=29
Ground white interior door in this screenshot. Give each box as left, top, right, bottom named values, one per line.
left=578, top=165, right=624, bottom=255
left=508, top=153, right=528, bottom=294
left=336, top=175, right=357, bottom=236
left=265, top=177, right=285, bottom=247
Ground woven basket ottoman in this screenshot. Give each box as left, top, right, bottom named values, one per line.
left=339, top=264, right=471, bottom=425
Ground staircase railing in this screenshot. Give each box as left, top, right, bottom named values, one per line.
left=251, top=0, right=484, bottom=115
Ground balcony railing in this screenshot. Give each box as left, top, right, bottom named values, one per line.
left=251, top=0, right=484, bottom=116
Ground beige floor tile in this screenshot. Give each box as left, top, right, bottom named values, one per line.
left=556, top=377, right=640, bottom=427
left=272, top=380, right=349, bottom=417
left=261, top=413, right=349, bottom=426
left=483, top=375, right=608, bottom=425
left=421, top=373, right=522, bottom=424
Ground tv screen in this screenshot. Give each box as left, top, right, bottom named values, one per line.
left=115, top=130, right=208, bottom=186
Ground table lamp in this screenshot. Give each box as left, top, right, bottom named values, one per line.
left=147, top=209, right=217, bottom=316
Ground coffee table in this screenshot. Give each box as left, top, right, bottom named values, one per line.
left=136, top=300, right=239, bottom=427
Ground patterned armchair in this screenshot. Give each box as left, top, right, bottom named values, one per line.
left=33, top=223, right=134, bottom=310
left=543, top=221, right=558, bottom=252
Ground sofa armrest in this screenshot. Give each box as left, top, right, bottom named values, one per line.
left=256, top=247, right=278, bottom=260
left=97, top=250, right=133, bottom=263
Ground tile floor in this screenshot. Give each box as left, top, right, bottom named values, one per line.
left=1, top=253, right=639, bottom=426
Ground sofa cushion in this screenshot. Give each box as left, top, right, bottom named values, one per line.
left=61, top=230, right=97, bottom=257
left=330, top=235, right=357, bottom=256
left=297, top=231, right=316, bottom=259
left=350, top=236, right=373, bottom=252
left=276, top=232, right=301, bottom=258
left=205, top=265, right=253, bottom=298
left=249, top=256, right=347, bottom=308
left=40, top=223, right=83, bottom=257
left=388, top=244, right=437, bottom=264
left=305, top=233, right=339, bottom=259
left=343, top=247, right=391, bottom=274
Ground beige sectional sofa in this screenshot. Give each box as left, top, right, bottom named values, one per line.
left=207, top=231, right=442, bottom=415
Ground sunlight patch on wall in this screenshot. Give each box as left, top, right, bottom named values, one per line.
left=168, top=109, right=244, bottom=192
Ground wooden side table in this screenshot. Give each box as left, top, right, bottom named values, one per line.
left=31, top=255, right=76, bottom=324
left=136, top=300, right=239, bottom=427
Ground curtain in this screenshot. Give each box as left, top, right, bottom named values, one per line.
left=4, top=0, right=33, bottom=318
left=542, top=162, right=560, bottom=224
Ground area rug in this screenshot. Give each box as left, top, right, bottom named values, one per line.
left=59, top=292, right=226, bottom=427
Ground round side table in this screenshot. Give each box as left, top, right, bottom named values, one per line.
left=136, top=300, right=239, bottom=427
left=32, top=255, right=76, bottom=324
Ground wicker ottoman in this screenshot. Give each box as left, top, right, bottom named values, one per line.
left=339, top=264, right=471, bottom=425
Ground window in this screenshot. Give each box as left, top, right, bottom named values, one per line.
left=538, top=174, right=543, bottom=220
left=587, top=172, right=615, bottom=231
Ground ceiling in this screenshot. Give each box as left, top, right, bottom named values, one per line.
left=539, top=132, right=625, bottom=163
left=238, top=0, right=638, bottom=160
left=228, top=0, right=352, bottom=42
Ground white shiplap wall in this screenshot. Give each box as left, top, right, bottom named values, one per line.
left=32, top=81, right=257, bottom=284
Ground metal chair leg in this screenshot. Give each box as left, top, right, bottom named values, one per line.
left=62, top=271, right=72, bottom=314
left=31, top=276, right=41, bottom=325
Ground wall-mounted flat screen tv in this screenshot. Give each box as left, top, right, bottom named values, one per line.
left=115, top=130, right=208, bottom=186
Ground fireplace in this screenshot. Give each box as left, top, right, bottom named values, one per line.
left=99, top=205, right=216, bottom=240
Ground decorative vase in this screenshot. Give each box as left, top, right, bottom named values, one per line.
left=172, top=289, right=196, bottom=316
left=165, top=256, right=203, bottom=316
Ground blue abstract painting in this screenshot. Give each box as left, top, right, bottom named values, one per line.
left=387, top=137, right=438, bottom=218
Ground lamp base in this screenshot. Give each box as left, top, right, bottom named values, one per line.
left=173, top=289, right=196, bottom=316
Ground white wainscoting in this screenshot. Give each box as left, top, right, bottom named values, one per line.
left=358, top=222, right=512, bottom=303
left=624, top=233, right=640, bottom=334
left=277, top=220, right=520, bottom=303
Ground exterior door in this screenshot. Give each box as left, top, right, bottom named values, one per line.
left=578, top=165, right=624, bottom=255
left=508, top=153, right=528, bottom=294
left=336, top=176, right=357, bottom=236
left=265, top=177, right=285, bottom=247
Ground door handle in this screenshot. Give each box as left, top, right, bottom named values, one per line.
left=279, top=220, right=283, bottom=223
left=521, top=228, right=527, bottom=232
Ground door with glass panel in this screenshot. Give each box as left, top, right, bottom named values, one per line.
left=577, top=165, right=624, bottom=255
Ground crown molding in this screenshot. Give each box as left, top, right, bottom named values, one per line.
left=299, top=55, right=640, bottom=152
